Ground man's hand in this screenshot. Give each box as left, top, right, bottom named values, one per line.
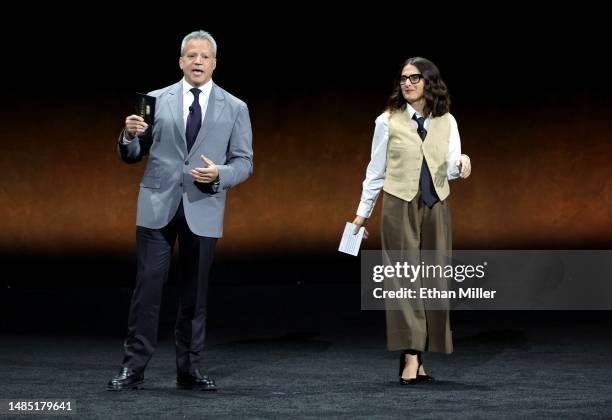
left=352, top=216, right=369, bottom=239
left=456, top=154, right=471, bottom=179
left=190, top=155, right=220, bottom=183
left=125, top=115, right=148, bottom=140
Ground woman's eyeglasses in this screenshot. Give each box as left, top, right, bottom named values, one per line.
left=400, top=74, right=424, bottom=85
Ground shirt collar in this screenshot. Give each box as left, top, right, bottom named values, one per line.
left=182, top=78, right=213, bottom=97
left=406, top=103, right=429, bottom=120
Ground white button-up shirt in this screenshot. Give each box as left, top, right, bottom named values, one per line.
left=182, top=77, right=213, bottom=126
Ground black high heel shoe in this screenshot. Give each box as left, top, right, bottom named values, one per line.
left=417, top=352, right=435, bottom=383
left=399, top=350, right=420, bottom=385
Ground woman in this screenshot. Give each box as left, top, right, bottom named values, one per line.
left=353, top=57, right=471, bottom=384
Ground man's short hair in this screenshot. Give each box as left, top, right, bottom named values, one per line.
left=181, top=30, right=217, bottom=57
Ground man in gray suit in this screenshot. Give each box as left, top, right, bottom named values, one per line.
left=108, top=30, right=253, bottom=391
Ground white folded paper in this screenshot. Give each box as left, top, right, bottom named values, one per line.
left=338, top=222, right=365, bottom=256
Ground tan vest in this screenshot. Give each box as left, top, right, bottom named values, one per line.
left=383, top=111, right=451, bottom=202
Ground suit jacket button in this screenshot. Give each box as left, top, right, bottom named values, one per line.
left=180, top=183, right=183, bottom=187
left=184, top=160, right=189, bottom=165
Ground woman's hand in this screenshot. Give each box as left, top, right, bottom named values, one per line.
left=456, top=154, right=472, bottom=179
left=352, top=216, right=369, bottom=239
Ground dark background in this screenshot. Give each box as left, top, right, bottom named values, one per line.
left=0, top=8, right=610, bottom=305
left=1, top=9, right=612, bottom=417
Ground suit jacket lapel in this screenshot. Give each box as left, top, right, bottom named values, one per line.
left=167, top=81, right=187, bottom=155
left=188, top=83, right=226, bottom=158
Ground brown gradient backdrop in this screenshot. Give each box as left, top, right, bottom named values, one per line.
left=2, top=92, right=611, bottom=255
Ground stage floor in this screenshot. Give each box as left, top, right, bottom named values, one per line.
left=1, top=285, right=611, bottom=418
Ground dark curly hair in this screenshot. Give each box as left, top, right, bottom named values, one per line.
left=387, top=57, right=450, bottom=117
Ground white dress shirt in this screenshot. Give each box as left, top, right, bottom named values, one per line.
left=356, top=104, right=462, bottom=218
left=182, top=77, right=213, bottom=127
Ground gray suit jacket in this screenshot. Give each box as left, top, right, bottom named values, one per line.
left=118, top=81, right=253, bottom=237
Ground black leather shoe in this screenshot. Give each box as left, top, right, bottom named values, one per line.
left=417, top=373, right=435, bottom=382
left=417, top=352, right=435, bottom=383
left=399, top=350, right=420, bottom=385
left=399, top=376, right=420, bottom=385
left=177, top=369, right=217, bottom=391
left=107, top=367, right=144, bottom=391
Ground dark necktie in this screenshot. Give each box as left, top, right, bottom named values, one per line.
left=413, top=114, right=440, bottom=208
left=186, top=88, right=202, bottom=152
